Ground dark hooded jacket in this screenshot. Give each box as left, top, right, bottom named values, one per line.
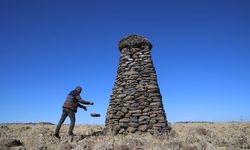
left=63, top=90, right=91, bottom=112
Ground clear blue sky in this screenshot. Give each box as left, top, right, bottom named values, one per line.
left=0, top=0, right=249, bottom=124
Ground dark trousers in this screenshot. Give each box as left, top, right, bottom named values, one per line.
left=55, top=107, right=75, bottom=135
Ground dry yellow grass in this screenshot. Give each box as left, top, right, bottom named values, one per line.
left=0, top=122, right=250, bottom=150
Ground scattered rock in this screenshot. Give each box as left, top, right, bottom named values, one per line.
left=0, top=138, right=25, bottom=150
left=0, top=138, right=23, bottom=147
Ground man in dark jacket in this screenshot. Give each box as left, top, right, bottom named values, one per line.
left=54, top=86, right=94, bottom=138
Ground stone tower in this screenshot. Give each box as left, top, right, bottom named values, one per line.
left=105, top=34, right=168, bottom=134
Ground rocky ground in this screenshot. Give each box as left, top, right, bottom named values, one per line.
left=0, top=122, right=250, bottom=150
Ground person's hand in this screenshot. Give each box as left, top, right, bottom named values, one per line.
left=90, top=102, right=94, bottom=105
left=82, top=106, right=87, bottom=111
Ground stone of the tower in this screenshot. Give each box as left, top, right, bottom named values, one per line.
left=105, top=34, right=168, bottom=134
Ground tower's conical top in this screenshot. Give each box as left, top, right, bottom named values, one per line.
left=119, top=34, right=153, bottom=51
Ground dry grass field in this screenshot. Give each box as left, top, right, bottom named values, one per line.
left=0, top=122, right=250, bottom=150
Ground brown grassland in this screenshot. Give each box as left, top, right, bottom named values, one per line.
left=0, top=122, right=250, bottom=150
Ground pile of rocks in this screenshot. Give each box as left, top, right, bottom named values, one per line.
left=105, top=34, right=168, bottom=134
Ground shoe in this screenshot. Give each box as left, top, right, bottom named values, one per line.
left=54, top=133, right=60, bottom=139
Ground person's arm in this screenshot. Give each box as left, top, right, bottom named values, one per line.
left=79, top=99, right=94, bottom=105
left=75, top=95, right=94, bottom=105
left=78, top=104, right=87, bottom=110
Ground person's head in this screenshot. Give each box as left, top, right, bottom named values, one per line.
left=75, top=86, right=82, bottom=93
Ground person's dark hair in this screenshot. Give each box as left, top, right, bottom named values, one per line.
left=75, top=86, right=82, bottom=91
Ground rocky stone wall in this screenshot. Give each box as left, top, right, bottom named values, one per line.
left=105, top=34, right=168, bottom=134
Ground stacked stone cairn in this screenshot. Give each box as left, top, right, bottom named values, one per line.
left=105, top=34, right=168, bottom=135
